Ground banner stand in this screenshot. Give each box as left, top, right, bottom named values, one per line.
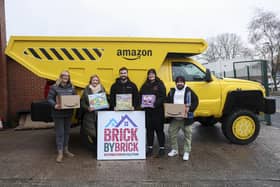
left=97, top=111, right=146, bottom=160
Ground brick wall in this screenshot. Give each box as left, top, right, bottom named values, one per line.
left=0, top=0, right=7, bottom=121
left=7, top=58, right=46, bottom=119
left=1, top=0, right=46, bottom=121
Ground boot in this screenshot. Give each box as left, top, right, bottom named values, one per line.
left=64, top=146, right=75, bottom=157
left=56, top=150, right=63, bottom=163
left=158, top=147, right=165, bottom=157
left=146, top=147, right=153, bottom=157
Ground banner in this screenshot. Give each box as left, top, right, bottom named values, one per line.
left=97, top=111, right=146, bottom=160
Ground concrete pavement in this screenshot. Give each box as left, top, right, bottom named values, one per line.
left=0, top=121, right=280, bottom=186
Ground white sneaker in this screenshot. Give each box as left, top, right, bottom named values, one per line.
left=183, top=152, right=190, bottom=161
left=168, top=149, right=178, bottom=157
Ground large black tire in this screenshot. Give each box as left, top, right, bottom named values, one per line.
left=221, top=120, right=229, bottom=139
left=222, top=109, right=260, bottom=145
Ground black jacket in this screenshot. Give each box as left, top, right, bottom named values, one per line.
left=166, top=86, right=199, bottom=124
left=80, top=85, right=107, bottom=112
left=109, top=78, right=139, bottom=109
left=47, top=83, right=76, bottom=118
left=140, top=78, right=166, bottom=110
left=80, top=85, right=107, bottom=137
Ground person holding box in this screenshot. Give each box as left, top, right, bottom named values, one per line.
left=80, top=74, right=108, bottom=152
left=47, top=70, right=76, bottom=163
left=140, top=69, right=166, bottom=157
left=110, top=67, right=139, bottom=110
left=166, top=76, right=198, bottom=161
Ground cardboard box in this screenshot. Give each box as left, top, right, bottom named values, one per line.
left=56, top=95, right=80, bottom=109
left=164, top=103, right=187, bottom=118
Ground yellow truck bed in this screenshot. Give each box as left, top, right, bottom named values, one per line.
left=5, top=36, right=207, bottom=90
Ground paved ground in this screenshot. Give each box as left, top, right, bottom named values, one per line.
left=271, top=113, right=280, bottom=127
left=1, top=115, right=280, bottom=187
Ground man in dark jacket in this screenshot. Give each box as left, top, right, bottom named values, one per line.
left=166, top=76, right=199, bottom=161
left=140, top=69, right=166, bottom=157
left=110, top=67, right=139, bottom=110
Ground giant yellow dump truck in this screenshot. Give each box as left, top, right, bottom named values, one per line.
left=5, top=36, right=275, bottom=145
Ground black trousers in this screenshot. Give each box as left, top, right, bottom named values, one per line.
left=146, top=110, right=165, bottom=148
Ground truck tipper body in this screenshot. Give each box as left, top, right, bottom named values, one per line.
left=5, top=36, right=275, bottom=145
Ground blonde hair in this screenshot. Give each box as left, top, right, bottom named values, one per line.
left=89, top=74, right=100, bottom=84
left=55, top=70, right=71, bottom=86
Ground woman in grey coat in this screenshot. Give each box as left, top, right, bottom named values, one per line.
left=47, top=70, right=76, bottom=163
left=80, top=75, right=107, bottom=151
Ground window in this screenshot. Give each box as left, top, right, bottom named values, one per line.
left=172, top=62, right=206, bottom=81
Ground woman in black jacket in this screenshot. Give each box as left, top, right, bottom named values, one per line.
left=80, top=75, right=107, bottom=152
left=140, top=69, right=166, bottom=157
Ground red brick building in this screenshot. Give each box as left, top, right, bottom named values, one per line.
left=0, top=0, right=8, bottom=122
left=1, top=56, right=46, bottom=122
left=0, top=0, right=45, bottom=122
left=6, top=59, right=46, bottom=120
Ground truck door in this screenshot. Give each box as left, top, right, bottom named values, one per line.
left=171, top=62, right=222, bottom=117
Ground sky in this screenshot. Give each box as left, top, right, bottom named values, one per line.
left=4, top=0, right=280, bottom=43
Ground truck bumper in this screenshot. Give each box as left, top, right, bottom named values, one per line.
left=263, top=97, right=276, bottom=114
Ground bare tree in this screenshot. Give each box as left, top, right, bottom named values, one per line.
left=199, top=39, right=219, bottom=62
left=200, top=33, right=252, bottom=63
left=248, top=9, right=280, bottom=90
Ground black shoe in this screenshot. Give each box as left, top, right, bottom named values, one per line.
left=146, top=148, right=153, bottom=157
left=158, top=149, right=165, bottom=157
left=92, top=151, right=97, bottom=158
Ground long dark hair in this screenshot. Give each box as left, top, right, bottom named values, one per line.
left=145, top=68, right=160, bottom=82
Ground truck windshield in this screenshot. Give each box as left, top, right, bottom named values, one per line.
left=172, top=62, right=206, bottom=81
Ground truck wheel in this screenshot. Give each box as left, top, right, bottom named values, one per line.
left=221, top=121, right=229, bottom=139
left=223, top=109, right=260, bottom=145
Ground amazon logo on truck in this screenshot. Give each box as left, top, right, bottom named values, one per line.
left=116, top=49, right=152, bottom=60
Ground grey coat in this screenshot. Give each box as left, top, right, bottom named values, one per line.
left=80, top=85, right=106, bottom=138
left=47, top=83, right=76, bottom=118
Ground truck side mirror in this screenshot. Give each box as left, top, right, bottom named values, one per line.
left=205, top=68, right=212, bottom=82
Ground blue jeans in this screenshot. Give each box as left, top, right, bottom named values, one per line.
left=54, top=117, right=71, bottom=151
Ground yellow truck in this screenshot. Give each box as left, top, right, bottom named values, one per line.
left=5, top=36, right=275, bottom=145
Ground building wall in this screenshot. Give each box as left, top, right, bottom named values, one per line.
left=7, top=58, right=46, bottom=119
left=0, top=0, right=45, bottom=121
left=0, top=0, right=8, bottom=121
